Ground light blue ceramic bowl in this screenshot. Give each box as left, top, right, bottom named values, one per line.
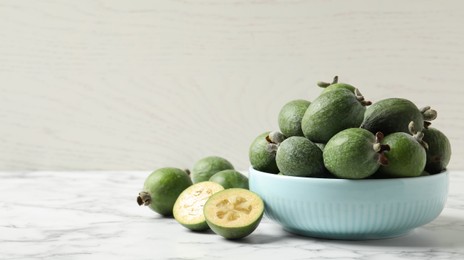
left=249, top=167, right=449, bottom=240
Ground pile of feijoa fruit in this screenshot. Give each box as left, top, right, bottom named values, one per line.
left=137, top=156, right=265, bottom=240
left=249, top=76, right=452, bottom=179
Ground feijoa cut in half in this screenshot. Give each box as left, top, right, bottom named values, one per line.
left=361, top=98, right=437, bottom=135
left=323, top=128, right=390, bottom=179
left=191, top=156, right=234, bottom=183
left=378, top=122, right=427, bottom=177
left=173, top=181, right=224, bottom=231
left=301, top=88, right=370, bottom=143
left=249, top=131, right=285, bottom=174
left=422, top=127, right=452, bottom=174
left=278, top=99, right=311, bottom=137
left=209, top=169, right=249, bottom=189
left=137, top=167, right=192, bottom=216
left=204, top=188, right=264, bottom=240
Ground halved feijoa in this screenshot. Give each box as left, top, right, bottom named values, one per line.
left=209, top=169, right=249, bottom=189
left=422, top=127, right=452, bottom=174
left=173, top=181, right=224, bottom=231
left=203, top=188, right=264, bottom=240
left=137, top=168, right=192, bottom=216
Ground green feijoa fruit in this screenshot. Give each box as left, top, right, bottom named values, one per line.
left=249, top=131, right=285, bottom=174
left=422, top=127, right=452, bottom=174
left=378, top=122, right=427, bottom=177
left=276, top=136, right=325, bottom=177
left=301, top=88, right=370, bottom=143
left=137, top=168, right=193, bottom=216
left=191, top=156, right=234, bottom=183
left=173, top=181, right=224, bottom=231
left=361, top=98, right=437, bottom=136
left=323, top=128, right=389, bottom=179
left=278, top=99, right=311, bottom=137
left=317, top=76, right=356, bottom=94
left=203, top=188, right=264, bottom=240
left=209, top=169, right=249, bottom=189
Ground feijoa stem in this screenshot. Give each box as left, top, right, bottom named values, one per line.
left=317, top=76, right=338, bottom=88
left=137, top=192, right=151, bottom=206
left=265, top=131, right=284, bottom=154
left=373, top=132, right=390, bottom=166
left=408, top=121, right=429, bottom=150
left=355, top=88, right=372, bottom=106
left=420, top=106, right=438, bottom=121
left=267, top=131, right=285, bottom=144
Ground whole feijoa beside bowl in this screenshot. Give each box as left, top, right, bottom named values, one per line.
left=249, top=167, right=449, bottom=240
left=209, top=169, right=249, bottom=189
left=191, top=156, right=234, bottom=183
left=137, top=168, right=192, bottom=216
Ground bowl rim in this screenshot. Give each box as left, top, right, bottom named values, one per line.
left=248, top=166, right=449, bottom=184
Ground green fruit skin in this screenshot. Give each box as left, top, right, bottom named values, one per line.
left=379, top=133, right=427, bottom=177
left=207, top=212, right=263, bottom=240
left=422, top=127, right=452, bottom=174
left=191, top=156, right=234, bottom=183
left=204, top=188, right=264, bottom=240
left=143, top=168, right=193, bottom=216
left=321, top=83, right=356, bottom=94
left=301, top=88, right=366, bottom=143
left=180, top=219, right=210, bottom=231
left=209, top=169, right=249, bottom=189
left=323, top=128, right=380, bottom=179
left=276, top=136, right=325, bottom=177
left=361, top=98, right=423, bottom=135
left=278, top=99, right=311, bottom=137
left=249, top=132, right=279, bottom=174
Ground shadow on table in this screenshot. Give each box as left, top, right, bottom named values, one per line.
left=317, top=215, right=464, bottom=248
left=243, top=215, right=464, bottom=247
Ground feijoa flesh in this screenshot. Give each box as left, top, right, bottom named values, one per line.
left=203, top=188, right=264, bottom=240
left=209, top=169, right=249, bottom=189
left=173, top=181, right=224, bottom=231
left=276, top=136, right=325, bottom=177
left=323, top=128, right=390, bottom=179
left=422, top=127, right=451, bottom=174
left=361, top=98, right=437, bottom=135
left=191, top=156, right=234, bottom=183
left=301, top=88, right=369, bottom=143
left=278, top=99, right=311, bottom=137
left=137, top=168, right=192, bottom=216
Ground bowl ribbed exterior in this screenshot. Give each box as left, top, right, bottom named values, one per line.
left=248, top=167, right=449, bottom=240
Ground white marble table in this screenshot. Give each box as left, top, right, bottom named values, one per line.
left=1, top=171, right=463, bottom=260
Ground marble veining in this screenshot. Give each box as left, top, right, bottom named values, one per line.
left=1, top=171, right=463, bottom=260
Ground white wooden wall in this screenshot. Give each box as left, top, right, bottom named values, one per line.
left=1, top=0, right=463, bottom=171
